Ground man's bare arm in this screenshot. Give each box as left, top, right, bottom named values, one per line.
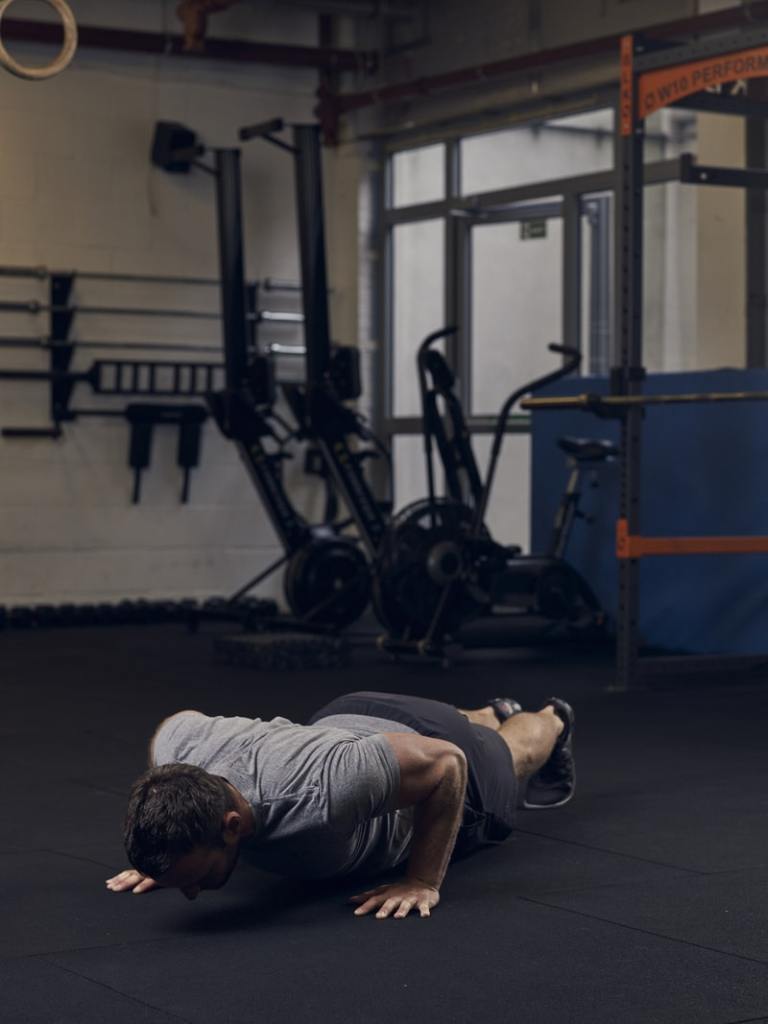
left=349, top=732, right=467, bottom=919
left=384, top=731, right=467, bottom=889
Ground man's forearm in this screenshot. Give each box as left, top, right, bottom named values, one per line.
left=406, top=753, right=468, bottom=890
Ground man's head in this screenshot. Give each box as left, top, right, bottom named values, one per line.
left=123, top=763, right=250, bottom=899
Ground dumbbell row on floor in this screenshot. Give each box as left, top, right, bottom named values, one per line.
left=0, top=595, right=278, bottom=630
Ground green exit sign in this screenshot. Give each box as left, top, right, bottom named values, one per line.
left=520, top=219, right=547, bottom=240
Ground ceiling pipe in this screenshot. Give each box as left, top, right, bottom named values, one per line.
left=280, top=0, right=420, bottom=18
left=0, top=16, right=378, bottom=72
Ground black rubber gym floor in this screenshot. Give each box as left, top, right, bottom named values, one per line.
left=4, top=624, right=768, bottom=1024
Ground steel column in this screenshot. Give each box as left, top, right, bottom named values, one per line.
left=214, top=149, right=249, bottom=391
left=293, top=125, right=332, bottom=385
left=562, top=191, right=582, bottom=356
left=746, top=78, right=768, bottom=369
left=614, top=34, right=645, bottom=692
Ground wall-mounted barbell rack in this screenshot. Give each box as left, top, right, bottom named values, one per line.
left=0, top=267, right=306, bottom=436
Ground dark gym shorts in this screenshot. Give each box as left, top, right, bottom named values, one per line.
left=307, top=690, right=518, bottom=858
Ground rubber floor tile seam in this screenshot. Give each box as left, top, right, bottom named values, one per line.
left=23, top=959, right=195, bottom=1023
left=514, top=826, right=710, bottom=874
left=518, top=894, right=768, bottom=970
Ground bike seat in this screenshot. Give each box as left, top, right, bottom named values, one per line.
left=557, top=436, right=619, bottom=462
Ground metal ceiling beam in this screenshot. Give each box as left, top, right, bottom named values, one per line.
left=324, top=1, right=768, bottom=118
left=280, top=0, right=420, bottom=17
left=0, top=17, right=378, bottom=72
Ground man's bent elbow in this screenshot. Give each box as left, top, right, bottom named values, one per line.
left=442, top=743, right=467, bottom=769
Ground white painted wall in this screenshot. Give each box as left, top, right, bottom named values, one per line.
left=0, top=1, right=325, bottom=606
left=696, top=113, right=746, bottom=370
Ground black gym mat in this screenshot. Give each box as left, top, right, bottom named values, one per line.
left=37, top=885, right=768, bottom=1024
left=0, top=959, right=184, bottom=1024
left=525, top=866, right=768, bottom=962
left=518, top=779, right=768, bottom=873
left=4, top=624, right=768, bottom=1024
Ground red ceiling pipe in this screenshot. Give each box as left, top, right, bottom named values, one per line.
left=0, top=17, right=378, bottom=72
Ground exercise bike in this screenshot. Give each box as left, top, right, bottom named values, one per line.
left=373, top=330, right=615, bottom=658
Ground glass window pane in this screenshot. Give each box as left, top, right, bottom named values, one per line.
left=391, top=144, right=445, bottom=207
left=391, top=218, right=445, bottom=416
left=461, top=108, right=613, bottom=195
left=470, top=211, right=563, bottom=415
left=392, top=434, right=444, bottom=511
left=472, top=434, right=531, bottom=550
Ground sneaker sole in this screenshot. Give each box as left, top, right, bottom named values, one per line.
left=522, top=788, right=575, bottom=810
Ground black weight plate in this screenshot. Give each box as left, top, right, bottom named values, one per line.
left=284, top=539, right=370, bottom=629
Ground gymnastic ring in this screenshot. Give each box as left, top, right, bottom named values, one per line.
left=0, top=0, right=78, bottom=80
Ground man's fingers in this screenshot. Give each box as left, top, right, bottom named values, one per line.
left=394, top=899, right=416, bottom=919
left=133, top=877, right=158, bottom=894
left=106, top=870, right=136, bottom=886
left=375, top=898, right=401, bottom=919
left=105, top=869, right=159, bottom=894
left=353, top=897, right=382, bottom=916
left=351, top=883, right=437, bottom=919
left=106, top=876, right=137, bottom=892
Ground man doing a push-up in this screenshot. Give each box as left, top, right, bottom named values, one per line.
left=106, top=691, right=574, bottom=920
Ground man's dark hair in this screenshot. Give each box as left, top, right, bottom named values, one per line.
left=123, top=763, right=236, bottom=879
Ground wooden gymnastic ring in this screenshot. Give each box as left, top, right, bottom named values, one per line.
left=0, top=0, right=77, bottom=80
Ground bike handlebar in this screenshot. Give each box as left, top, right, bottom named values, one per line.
left=238, top=118, right=285, bottom=142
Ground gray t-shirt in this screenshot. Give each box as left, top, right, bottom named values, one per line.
left=152, top=710, right=417, bottom=879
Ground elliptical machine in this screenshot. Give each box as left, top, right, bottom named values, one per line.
left=374, top=330, right=615, bottom=658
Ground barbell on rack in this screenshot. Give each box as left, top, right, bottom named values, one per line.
left=0, top=335, right=225, bottom=354
left=0, top=266, right=301, bottom=292
left=0, top=299, right=303, bottom=323
left=521, top=389, right=768, bottom=412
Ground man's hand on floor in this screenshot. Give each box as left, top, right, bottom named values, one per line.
left=348, top=878, right=440, bottom=919
left=105, top=869, right=160, bottom=894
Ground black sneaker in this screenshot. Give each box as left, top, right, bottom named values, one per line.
left=523, top=697, right=575, bottom=809
left=487, top=697, right=523, bottom=724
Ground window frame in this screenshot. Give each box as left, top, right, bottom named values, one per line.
left=379, top=95, right=624, bottom=442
